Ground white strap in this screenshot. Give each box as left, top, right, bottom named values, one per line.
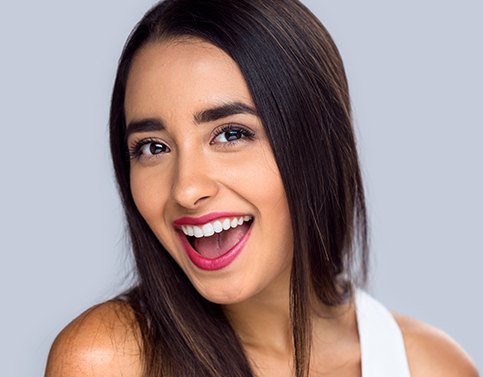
left=356, top=290, right=411, bottom=377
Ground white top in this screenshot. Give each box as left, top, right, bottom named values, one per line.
left=356, top=290, right=412, bottom=377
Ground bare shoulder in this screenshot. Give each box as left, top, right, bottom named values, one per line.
left=45, top=300, right=143, bottom=377
left=394, top=313, right=479, bottom=377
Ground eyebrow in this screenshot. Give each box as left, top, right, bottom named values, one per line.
left=126, top=119, right=165, bottom=141
left=125, top=101, right=257, bottom=140
left=194, top=102, right=257, bottom=124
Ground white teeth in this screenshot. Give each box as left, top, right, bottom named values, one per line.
left=182, top=225, right=194, bottom=237
left=193, top=226, right=203, bottom=238
left=180, top=216, right=253, bottom=238
left=202, top=223, right=215, bottom=237
left=213, top=221, right=223, bottom=233
left=222, top=218, right=231, bottom=230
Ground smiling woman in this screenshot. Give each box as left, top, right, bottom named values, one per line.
left=44, top=1, right=478, bottom=377
left=125, top=40, right=293, bottom=305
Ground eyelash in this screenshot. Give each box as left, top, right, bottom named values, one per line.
left=128, top=137, right=169, bottom=161
left=128, top=124, right=255, bottom=161
left=211, top=124, right=256, bottom=146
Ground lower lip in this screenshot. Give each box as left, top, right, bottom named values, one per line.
left=177, top=223, right=253, bottom=271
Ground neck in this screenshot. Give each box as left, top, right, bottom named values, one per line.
left=223, top=274, right=293, bottom=354
left=222, top=282, right=358, bottom=359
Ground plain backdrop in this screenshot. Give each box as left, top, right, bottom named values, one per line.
left=0, top=1, right=481, bottom=376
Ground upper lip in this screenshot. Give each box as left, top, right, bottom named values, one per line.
left=173, top=212, right=251, bottom=227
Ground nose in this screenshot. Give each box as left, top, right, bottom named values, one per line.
left=171, top=149, right=219, bottom=209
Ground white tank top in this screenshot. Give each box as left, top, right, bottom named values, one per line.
left=356, top=290, right=412, bottom=376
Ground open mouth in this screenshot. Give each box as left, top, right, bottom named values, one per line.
left=180, top=216, right=253, bottom=260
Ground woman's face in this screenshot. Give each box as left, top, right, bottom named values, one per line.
left=124, top=38, right=293, bottom=305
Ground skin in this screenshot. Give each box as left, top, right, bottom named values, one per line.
left=45, top=39, right=479, bottom=377
left=125, top=38, right=294, bottom=307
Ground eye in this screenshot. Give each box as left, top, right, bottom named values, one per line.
left=140, top=142, right=168, bottom=155
left=211, top=125, right=255, bottom=145
left=129, top=138, right=170, bottom=161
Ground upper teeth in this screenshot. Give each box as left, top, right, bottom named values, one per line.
left=181, top=216, right=252, bottom=238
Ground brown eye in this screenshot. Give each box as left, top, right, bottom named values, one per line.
left=220, top=129, right=243, bottom=142
left=143, top=142, right=168, bottom=155
left=139, top=142, right=169, bottom=156
left=211, top=125, right=255, bottom=145
left=130, top=140, right=171, bottom=160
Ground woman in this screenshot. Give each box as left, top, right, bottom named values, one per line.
left=45, top=0, right=478, bottom=376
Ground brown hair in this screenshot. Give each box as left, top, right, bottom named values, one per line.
left=110, top=0, right=368, bottom=376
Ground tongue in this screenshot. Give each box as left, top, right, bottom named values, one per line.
left=193, top=222, right=250, bottom=259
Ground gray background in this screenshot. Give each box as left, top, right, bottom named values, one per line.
left=0, top=0, right=481, bottom=376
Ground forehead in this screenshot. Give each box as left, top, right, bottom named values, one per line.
left=124, top=38, right=254, bottom=122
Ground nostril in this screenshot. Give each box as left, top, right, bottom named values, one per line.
left=193, top=195, right=211, bottom=206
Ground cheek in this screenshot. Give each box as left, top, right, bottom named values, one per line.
left=228, top=146, right=286, bottom=205
left=238, top=154, right=293, bottom=256
left=130, top=169, right=181, bottom=259
left=130, top=169, right=167, bottom=224
left=251, top=161, right=289, bottom=219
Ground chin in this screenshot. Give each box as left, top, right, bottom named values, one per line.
left=191, top=277, right=253, bottom=306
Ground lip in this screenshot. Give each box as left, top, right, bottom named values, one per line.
left=173, top=212, right=250, bottom=226
left=176, top=219, right=253, bottom=271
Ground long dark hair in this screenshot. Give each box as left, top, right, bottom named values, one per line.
left=109, top=0, right=368, bottom=376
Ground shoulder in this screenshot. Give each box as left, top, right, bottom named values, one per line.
left=45, top=300, right=143, bottom=377
left=394, top=313, right=479, bottom=377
